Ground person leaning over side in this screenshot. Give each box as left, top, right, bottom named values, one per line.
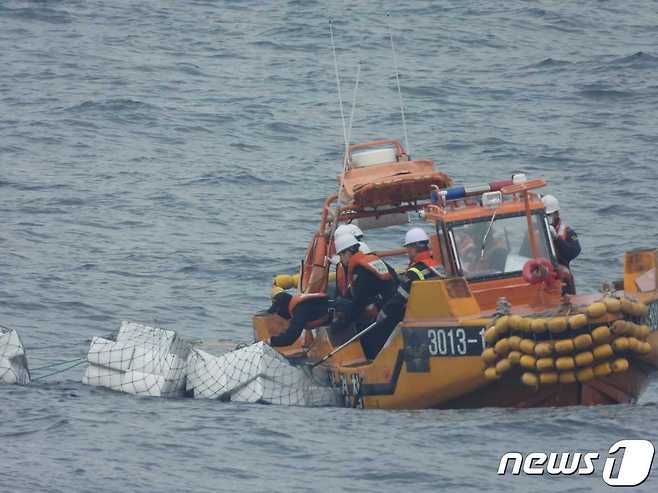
left=542, top=194, right=581, bottom=294
left=267, top=291, right=329, bottom=347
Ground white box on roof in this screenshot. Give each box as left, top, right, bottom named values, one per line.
left=351, top=147, right=397, bottom=167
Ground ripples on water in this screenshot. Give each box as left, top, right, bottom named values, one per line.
left=1, top=1, right=657, bottom=491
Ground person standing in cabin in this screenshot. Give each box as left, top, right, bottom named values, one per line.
left=542, top=194, right=581, bottom=294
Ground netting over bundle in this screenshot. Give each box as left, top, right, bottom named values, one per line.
left=81, top=321, right=341, bottom=406
left=186, top=342, right=341, bottom=406
left=0, top=326, right=31, bottom=385
left=82, top=321, right=190, bottom=397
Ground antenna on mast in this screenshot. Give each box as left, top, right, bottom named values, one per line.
left=329, top=20, right=349, bottom=166
left=386, top=13, right=410, bottom=154
left=346, top=61, right=361, bottom=156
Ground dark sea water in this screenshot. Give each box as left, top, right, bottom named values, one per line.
left=1, top=1, right=658, bottom=492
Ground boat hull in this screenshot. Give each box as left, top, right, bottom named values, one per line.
left=439, top=364, right=653, bottom=409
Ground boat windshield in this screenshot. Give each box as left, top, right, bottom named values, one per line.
left=449, top=213, right=553, bottom=280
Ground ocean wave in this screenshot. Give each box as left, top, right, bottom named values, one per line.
left=0, top=5, right=73, bottom=25
left=608, top=51, right=658, bottom=69
left=577, top=84, right=635, bottom=100
left=63, top=98, right=159, bottom=114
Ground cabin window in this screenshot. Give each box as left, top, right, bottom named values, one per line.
left=449, top=213, right=553, bottom=280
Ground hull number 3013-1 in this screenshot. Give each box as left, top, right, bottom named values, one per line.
left=427, top=327, right=485, bottom=357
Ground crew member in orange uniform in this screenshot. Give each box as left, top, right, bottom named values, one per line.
left=267, top=291, right=329, bottom=347
left=379, top=227, right=445, bottom=321
left=331, top=234, right=396, bottom=355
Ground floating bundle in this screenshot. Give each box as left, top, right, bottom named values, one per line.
left=82, top=321, right=190, bottom=397
left=0, top=326, right=30, bottom=385
left=81, top=321, right=340, bottom=407
left=481, top=297, right=652, bottom=388
left=186, top=342, right=340, bottom=406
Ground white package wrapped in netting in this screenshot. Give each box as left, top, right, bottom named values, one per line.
left=186, top=341, right=340, bottom=407
left=0, top=326, right=31, bottom=385
left=82, top=321, right=190, bottom=397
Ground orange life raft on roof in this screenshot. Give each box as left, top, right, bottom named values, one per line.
left=338, top=139, right=452, bottom=209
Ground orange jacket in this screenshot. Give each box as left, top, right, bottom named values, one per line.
left=347, top=251, right=393, bottom=285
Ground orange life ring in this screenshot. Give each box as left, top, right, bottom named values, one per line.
left=523, top=258, right=554, bottom=285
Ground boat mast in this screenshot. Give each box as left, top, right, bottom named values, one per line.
left=330, top=19, right=349, bottom=167
left=328, top=20, right=361, bottom=233
left=386, top=13, right=410, bottom=155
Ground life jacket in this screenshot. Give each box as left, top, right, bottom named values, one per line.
left=347, top=251, right=393, bottom=284
left=553, top=220, right=577, bottom=265
left=548, top=219, right=579, bottom=294
left=336, top=263, right=349, bottom=297
left=407, top=250, right=441, bottom=280
left=395, top=251, right=442, bottom=302
left=288, top=292, right=329, bottom=328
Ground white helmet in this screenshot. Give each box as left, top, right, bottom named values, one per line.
left=542, top=194, right=560, bottom=214
left=336, top=223, right=364, bottom=239
left=335, top=234, right=359, bottom=254
left=404, top=227, right=430, bottom=246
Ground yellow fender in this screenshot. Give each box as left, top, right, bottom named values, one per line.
left=586, top=302, right=607, bottom=319
left=611, top=358, right=629, bottom=373
left=556, top=356, right=576, bottom=371
left=521, top=372, right=539, bottom=387
left=494, top=338, right=511, bottom=356
left=603, top=297, right=622, bottom=313
left=536, top=357, right=555, bottom=371
left=548, top=317, right=568, bottom=334
left=559, top=371, right=577, bottom=384
left=574, top=334, right=593, bottom=350
left=555, top=339, right=575, bottom=355
left=534, top=342, right=553, bottom=358
left=575, top=351, right=594, bottom=367
left=539, top=372, right=559, bottom=385
left=520, top=354, right=537, bottom=370
left=591, top=326, right=612, bottom=345
left=576, top=367, right=595, bottom=382
left=593, top=344, right=614, bottom=361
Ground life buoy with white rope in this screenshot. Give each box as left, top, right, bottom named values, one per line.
left=522, top=257, right=554, bottom=285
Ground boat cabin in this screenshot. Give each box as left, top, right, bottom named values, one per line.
left=422, top=177, right=564, bottom=313
left=299, top=139, right=563, bottom=316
